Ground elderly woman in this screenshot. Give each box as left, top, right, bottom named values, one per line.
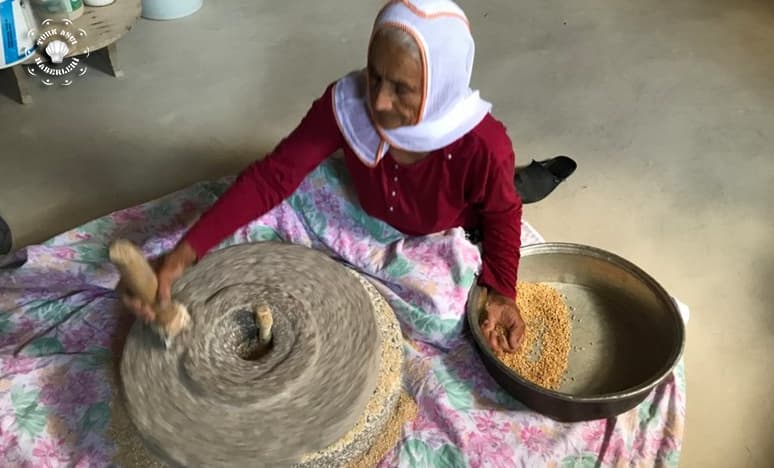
left=124, top=0, right=525, bottom=353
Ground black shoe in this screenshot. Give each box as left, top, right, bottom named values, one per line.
left=0, top=215, right=12, bottom=255
left=514, top=155, right=577, bottom=204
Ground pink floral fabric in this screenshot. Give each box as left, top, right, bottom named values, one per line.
left=0, top=158, right=686, bottom=466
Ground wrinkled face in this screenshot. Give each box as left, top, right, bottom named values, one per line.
left=367, top=29, right=424, bottom=129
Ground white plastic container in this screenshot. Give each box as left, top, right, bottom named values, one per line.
left=0, top=0, right=38, bottom=68
left=141, top=0, right=202, bottom=20
left=29, top=0, right=84, bottom=21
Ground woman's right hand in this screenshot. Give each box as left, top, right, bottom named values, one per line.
left=119, top=240, right=197, bottom=323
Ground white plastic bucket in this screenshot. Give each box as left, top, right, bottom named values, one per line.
left=141, top=0, right=202, bottom=21
left=29, top=0, right=84, bottom=20
left=0, top=0, right=37, bottom=68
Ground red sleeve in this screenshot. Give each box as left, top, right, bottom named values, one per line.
left=183, top=85, right=342, bottom=258
left=473, top=134, right=523, bottom=300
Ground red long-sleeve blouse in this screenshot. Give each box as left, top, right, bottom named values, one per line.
left=183, top=84, right=523, bottom=299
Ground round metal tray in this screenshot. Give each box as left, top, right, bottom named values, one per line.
left=467, top=242, right=685, bottom=422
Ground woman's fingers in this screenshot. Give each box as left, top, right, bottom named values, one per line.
left=157, top=264, right=185, bottom=306
left=483, top=315, right=514, bottom=353
left=121, top=294, right=141, bottom=313
left=119, top=291, right=156, bottom=323
left=156, top=241, right=197, bottom=305
left=490, top=335, right=502, bottom=353
left=508, top=321, right=524, bottom=351
left=157, top=272, right=172, bottom=306
left=482, top=324, right=500, bottom=353
left=141, top=304, right=156, bottom=323
left=497, top=332, right=512, bottom=353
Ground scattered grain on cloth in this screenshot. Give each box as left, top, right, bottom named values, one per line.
left=346, top=390, right=418, bottom=468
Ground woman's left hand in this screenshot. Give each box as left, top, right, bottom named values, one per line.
left=481, top=291, right=525, bottom=353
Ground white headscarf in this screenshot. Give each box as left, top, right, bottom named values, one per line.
left=333, top=0, right=492, bottom=167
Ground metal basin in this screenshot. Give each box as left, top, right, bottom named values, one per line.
left=466, top=243, right=685, bottom=422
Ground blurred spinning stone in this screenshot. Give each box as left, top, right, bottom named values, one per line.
left=119, top=242, right=403, bottom=467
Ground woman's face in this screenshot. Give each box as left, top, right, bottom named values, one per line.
left=367, top=30, right=423, bottom=129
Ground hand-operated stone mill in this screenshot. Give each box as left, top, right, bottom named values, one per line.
left=111, top=241, right=405, bottom=467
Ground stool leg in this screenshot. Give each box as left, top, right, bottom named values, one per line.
left=11, top=65, right=33, bottom=105
left=104, top=43, right=124, bottom=78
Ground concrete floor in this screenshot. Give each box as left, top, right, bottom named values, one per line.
left=1, top=0, right=772, bottom=466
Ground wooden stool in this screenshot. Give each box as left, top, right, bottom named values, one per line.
left=0, top=0, right=141, bottom=104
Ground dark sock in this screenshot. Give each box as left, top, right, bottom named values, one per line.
left=0, top=215, right=12, bottom=255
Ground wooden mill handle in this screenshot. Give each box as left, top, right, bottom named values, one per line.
left=109, top=239, right=181, bottom=326
left=109, top=239, right=158, bottom=304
